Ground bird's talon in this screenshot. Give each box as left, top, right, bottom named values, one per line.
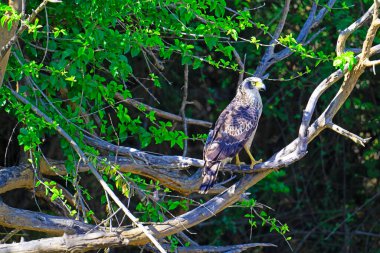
left=249, top=159, right=262, bottom=169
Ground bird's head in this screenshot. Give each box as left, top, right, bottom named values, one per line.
left=238, top=77, right=266, bottom=95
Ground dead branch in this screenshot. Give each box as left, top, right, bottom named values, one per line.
left=0, top=201, right=95, bottom=235
left=0, top=231, right=129, bottom=253
left=0, top=164, right=33, bottom=194
left=120, top=170, right=274, bottom=245
left=254, top=0, right=290, bottom=76
left=336, top=5, right=374, bottom=56
left=231, top=45, right=245, bottom=83
left=326, top=122, right=371, bottom=146
left=254, top=1, right=337, bottom=77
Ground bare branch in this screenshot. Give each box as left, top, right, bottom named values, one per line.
left=142, top=47, right=165, bottom=71
left=336, top=5, right=374, bottom=56
left=364, top=58, right=380, bottom=66
left=0, top=228, right=21, bottom=243
left=120, top=170, right=274, bottom=246
left=231, top=44, right=245, bottom=83
left=114, top=93, right=212, bottom=128
left=326, top=122, right=371, bottom=147
left=130, top=74, right=160, bottom=104
left=254, top=0, right=290, bottom=76
left=360, top=1, right=380, bottom=61
left=0, top=201, right=95, bottom=235
left=0, top=164, right=33, bottom=194
left=0, top=231, right=129, bottom=253
left=255, top=1, right=337, bottom=77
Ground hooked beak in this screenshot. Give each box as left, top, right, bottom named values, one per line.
left=257, top=82, right=266, bottom=91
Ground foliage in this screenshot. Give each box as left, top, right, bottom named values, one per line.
left=0, top=0, right=379, bottom=252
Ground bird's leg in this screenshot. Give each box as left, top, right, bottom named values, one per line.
left=244, top=146, right=262, bottom=169
left=235, top=153, right=245, bottom=166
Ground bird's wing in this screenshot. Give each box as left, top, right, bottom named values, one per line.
left=204, top=101, right=262, bottom=162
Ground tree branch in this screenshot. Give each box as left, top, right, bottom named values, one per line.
left=326, top=122, right=371, bottom=146
left=336, top=5, right=374, bottom=56
left=254, top=1, right=336, bottom=77
left=0, top=231, right=129, bottom=253
left=114, top=93, right=212, bottom=128
left=180, top=64, right=189, bottom=156
left=0, top=201, right=95, bottom=235
left=254, top=0, right=290, bottom=76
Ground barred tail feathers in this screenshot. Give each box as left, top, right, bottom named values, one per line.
left=199, top=162, right=221, bottom=194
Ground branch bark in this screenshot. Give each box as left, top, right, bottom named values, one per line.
left=0, top=231, right=129, bottom=253
left=0, top=201, right=95, bottom=235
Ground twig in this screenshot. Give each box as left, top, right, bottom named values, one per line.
left=0, top=228, right=21, bottom=243
left=255, top=1, right=337, bottom=77
left=142, top=47, right=164, bottom=71
left=130, top=74, right=160, bottom=104
left=41, top=7, right=50, bottom=64
left=180, top=64, right=189, bottom=156
left=364, top=58, right=380, bottom=66
left=8, top=87, right=167, bottom=253
left=114, top=93, right=212, bottom=128
left=326, top=122, right=371, bottom=146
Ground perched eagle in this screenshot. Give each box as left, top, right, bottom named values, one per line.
left=199, top=77, right=265, bottom=194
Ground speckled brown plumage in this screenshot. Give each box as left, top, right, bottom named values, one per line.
left=199, top=77, right=265, bottom=194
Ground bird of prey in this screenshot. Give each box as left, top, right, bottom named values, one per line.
left=199, top=77, right=265, bottom=194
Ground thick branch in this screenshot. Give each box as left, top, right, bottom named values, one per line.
left=0, top=231, right=129, bottom=253
left=0, top=201, right=95, bottom=235
left=121, top=170, right=273, bottom=245
left=0, top=164, right=33, bottom=194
